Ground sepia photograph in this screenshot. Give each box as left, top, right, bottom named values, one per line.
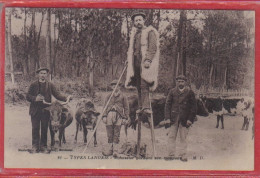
left=4, top=7, right=255, bottom=170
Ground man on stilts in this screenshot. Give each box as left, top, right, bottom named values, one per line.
left=125, top=11, right=160, bottom=157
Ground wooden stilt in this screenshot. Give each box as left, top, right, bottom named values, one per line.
left=136, top=88, right=142, bottom=158
left=149, top=92, right=156, bottom=159
left=136, top=110, right=141, bottom=158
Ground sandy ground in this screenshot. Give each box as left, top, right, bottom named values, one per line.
left=4, top=100, right=254, bottom=170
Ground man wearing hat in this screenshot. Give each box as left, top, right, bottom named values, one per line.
left=26, top=67, right=71, bottom=153
left=125, top=11, right=160, bottom=115
left=164, top=75, right=196, bottom=162
left=102, top=79, right=130, bottom=157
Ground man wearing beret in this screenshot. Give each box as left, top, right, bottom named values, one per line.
left=102, top=79, right=130, bottom=157
left=164, top=75, right=196, bottom=162
left=26, top=67, right=71, bottom=153
left=125, top=11, right=160, bottom=115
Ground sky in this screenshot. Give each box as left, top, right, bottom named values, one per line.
left=6, top=8, right=255, bottom=39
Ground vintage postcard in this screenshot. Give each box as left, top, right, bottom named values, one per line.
left=4, top=7, right=255, bottom=171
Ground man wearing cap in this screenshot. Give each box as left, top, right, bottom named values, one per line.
left=102, top=79, right=130, bottom=157
left=125, top=11, right=160, bottom=115
left=26, top=67, right=71, bottom=153
left=164, top=75, right=196, bottom=162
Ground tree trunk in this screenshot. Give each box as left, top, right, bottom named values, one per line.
left=174, top=10, right=185, bottom=82
left=46, top=9, right=52, bottom=80
left=35, top=11, right=45, bottom=70
left=156, top=10, right=160, bottom=30
left=126, top=14, right=130, bottom=48
left=55, top=11, right=61, bottom=77
left=24, top=8, right=29, bottom=76
left=52, top=13, right=57, bottom=77
left=76, top=59, right=81, bottom=77
left=89, top=62, right=94, bottom=88
left=182, top=11, right=187, bottom=76
left=7, top=11, right=14, bottom=84
left=89, top=51, right=94, bottom=97
left=146, top=9, right=154, bottom=26
left=31, top=10, right=37, bottom=72
left=223, top=66, right=228, bottom=90
left=209, top=63, right=214, bottom=88
left=175, top=52, right=180, bottom=78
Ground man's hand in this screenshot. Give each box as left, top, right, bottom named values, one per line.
left=121, top=119, right=127, bottom=125
left=35, top=94, right=44, bottom=102
left=102, top=116, right=107, bottom=124
left=164, top=119, right=171, bottom=129
left=127, top=119, right=132, bottom=127
left=67, top=95, right=73, bottom=101
left=187, top=120, right=192, bottom=127
left=144, top=60, right=151, bottom=69
left=121, top=116, right=129, bottom=125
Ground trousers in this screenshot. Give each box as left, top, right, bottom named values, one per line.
left=106, top=111, right=122, bottom=144
left=167, top=118, right=189, bottom=157
left=134, top=56, right=150, bottom=109
left=31, top=109, right=50, bottom=149
left=216, top=114, right=224, bottom=129
left=242, top=116, right=249, bottom=130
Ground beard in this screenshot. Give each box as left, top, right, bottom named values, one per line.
left=39, top=77, right=46, bottom=82
left=135, top=23, right=143, bottom=29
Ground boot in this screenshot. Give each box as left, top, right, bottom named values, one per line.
left=28, top=146, right=39, bottom=154
left=102, top=143, right=113, bottom=156
left=118, top=142, right=128, bottom=154
left=40, top=146, right=51, bottom=154
left=113, top=125, right=121, bottom=158
left=113, top=143, right=120, bottom=158
left=106, top=125, right=114, bottom=143
left=180, top=153, right=188, bottom=162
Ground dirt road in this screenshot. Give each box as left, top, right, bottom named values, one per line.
left=4, top=100, right=254, bottom=170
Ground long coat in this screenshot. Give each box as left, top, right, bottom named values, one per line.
left=125, top=25, right=160, bottom=91
left=26, top=80, right=67, bottom=117
left=103, top=92, right=129, bottom=119
left=164, top=87, right=197, bottom=127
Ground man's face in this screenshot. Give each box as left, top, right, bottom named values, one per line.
left=38, top=70, right=48, bottom=81
left=133, top=15, right=145, bottom=29
left=111, top=84, right=120, bottom=93
left=177, top=79, right=186, bottom=89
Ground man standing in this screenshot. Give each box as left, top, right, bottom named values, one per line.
left=241, top=99, right=253, bottom=131
left=164, top=75, right=196, bottom=162
left=125, top=11, right=160, bottom=114
left=102, top=80, right=130, bottom=157
left=26, top=67, right=70, bottom=153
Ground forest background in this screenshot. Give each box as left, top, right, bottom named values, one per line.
left=4, top=8, right=255, bottom=101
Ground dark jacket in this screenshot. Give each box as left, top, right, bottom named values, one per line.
left=103, top=91, right=129, bottom=119
left=26, top=80, right=67, bottom=117
left=164, top=87, right=196, bottom=127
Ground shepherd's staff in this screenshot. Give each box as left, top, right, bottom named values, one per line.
left=149, top=92, right=156, bottom=159
left=136, top=92, right=156, bottom=159
left=82, top=63, right=127, bottom=154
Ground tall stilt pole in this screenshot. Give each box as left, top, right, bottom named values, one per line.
left=136, top=109, right=142, bottom=158
left=82, top=64, right=127, bottom=153
left=149, top=92, right=156, bottom=159
left=136, top=89, right=142, bottom=158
